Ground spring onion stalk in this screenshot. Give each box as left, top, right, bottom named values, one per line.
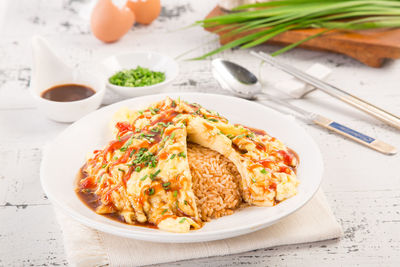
left=193, top=0, right=400, bottom=59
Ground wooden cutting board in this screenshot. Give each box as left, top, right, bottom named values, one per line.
left=205, top=6, right=400, bottom=67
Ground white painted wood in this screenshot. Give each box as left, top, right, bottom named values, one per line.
left=0, top=0, right=399, bottom=266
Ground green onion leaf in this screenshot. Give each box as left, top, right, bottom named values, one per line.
left=192, top=0, right=400, bottom=59
left=151, top=127, right=160, bottom=133
left=148, top=188, right=155, bottom=195
left=150, top=169, right=161, bottom=180
left=162, top=182, right=171, bottom=189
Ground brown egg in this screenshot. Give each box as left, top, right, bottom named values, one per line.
left=91, top=0, right=135, bottom=43
left=126, top=0, right=161, bottom=25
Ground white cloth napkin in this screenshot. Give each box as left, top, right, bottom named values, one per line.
left=271, top=63, right=332, bottom=98
left=55, top=189, right=342, bottom=267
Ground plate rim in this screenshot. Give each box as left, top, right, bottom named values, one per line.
left=40, top=92, right=323, bottom=243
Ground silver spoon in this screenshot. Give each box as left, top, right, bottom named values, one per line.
left=211, top=58, right=397, bottom=155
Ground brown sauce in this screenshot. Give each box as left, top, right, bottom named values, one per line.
left=232, top=143, right=247, bottom=154
left=41, top=84, right=95, bottom=102
left=287, top=147, right=300, bottom=166
left=75, top=165, right=157, bottom=229
left=243, top=125, right=268, bottom=136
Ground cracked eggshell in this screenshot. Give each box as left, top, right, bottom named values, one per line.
left=126, top=0, right=161, bottom=25
left=91, top=0, right=135, bottom=43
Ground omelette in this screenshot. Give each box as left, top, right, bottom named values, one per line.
left=77, top=97, right=299, bottom=233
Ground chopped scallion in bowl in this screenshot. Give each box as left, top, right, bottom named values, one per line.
left=109, top=66, right=166, bottom=87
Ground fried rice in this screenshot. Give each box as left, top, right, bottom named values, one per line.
left=187, top=143, right=242, bottom=221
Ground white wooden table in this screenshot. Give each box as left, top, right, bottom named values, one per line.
left=1, top=0, right=399, bottom=266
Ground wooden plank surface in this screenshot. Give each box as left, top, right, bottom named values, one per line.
left=0, top=0, right=399, bottom=266
left=205, top=6, right=400, bottom=67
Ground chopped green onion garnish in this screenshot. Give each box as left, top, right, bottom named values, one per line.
left=178, top=152, right=186, bottom=158
left=162, top=182, right=171, bottom=189
left=246, top=133, right=255, bottom=138
left=120, top=137, right=133, bottom=152
left=135, top=166, right=141, bottom=172
left=109, top=66, right=165, bottom=87
left=140, top=174, right=148, bottom=181
left=161, top=209, right=168, bottom=215
left=179, top=218, right=186, bottom=223
left=148, top=188, right=155, bottom=195
left=150, top=169, right=161, bottom=180
left=158, top=122, right=168, bottom=127
left=260, top=168, right=267, bottom=174
left=149, top=161, right=157, bottom=168
left=173, top=190, right=178, bottom=197
left=170, top=154, right=176, bottom=160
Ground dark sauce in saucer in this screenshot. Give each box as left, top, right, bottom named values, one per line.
left=41, top=84, right=95, bottom=102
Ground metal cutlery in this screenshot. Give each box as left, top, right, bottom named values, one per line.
left=212, top=58, right=397, bottom=155
left=250, top=50, right=400, bottom=130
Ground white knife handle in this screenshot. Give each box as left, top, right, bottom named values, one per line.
left=312, top=115, right=397, bottom=155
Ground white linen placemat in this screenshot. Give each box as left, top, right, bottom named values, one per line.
left=55, top=189, right=342, bottom=267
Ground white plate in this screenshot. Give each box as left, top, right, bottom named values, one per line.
left=40, top=93, right=323, bottom=243
left=101, top=51, right=179, bottom=97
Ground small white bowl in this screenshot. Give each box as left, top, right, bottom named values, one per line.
left=30, top=72, right=106, bottom=123
left=30, top=35, right=105, bottom=123
left=101, top=51, right=179, bottom=97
